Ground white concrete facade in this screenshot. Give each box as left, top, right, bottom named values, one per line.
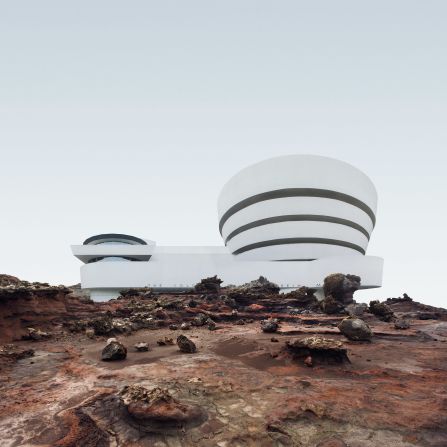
left=71, top=155, right=384, bottom=301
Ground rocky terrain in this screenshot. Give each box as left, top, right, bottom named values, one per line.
left=0, top=274, right=447, bottom=446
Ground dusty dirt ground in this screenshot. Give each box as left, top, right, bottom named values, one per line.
left=1, top=318, right=447, bottom=447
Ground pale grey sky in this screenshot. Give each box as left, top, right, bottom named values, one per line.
left=0, top=1, right=446, bottom=306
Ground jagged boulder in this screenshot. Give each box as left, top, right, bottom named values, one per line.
left=338, top=317, right=372, bottom=341
left=369, top=300, right=395, bottom=322
left=261, top=318, right=279, bottom=333
left=177, top=335, right=197, bottom=353
left=120, top=385, right=206, bottom=432
left=101, top=340, right=127, bottom=361
left=194, top=276, right=222, bottom=294
left=323, top=273, right=361, bottom=305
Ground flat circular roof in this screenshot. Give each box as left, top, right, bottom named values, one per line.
left=83, top=233, right=148, bottom=245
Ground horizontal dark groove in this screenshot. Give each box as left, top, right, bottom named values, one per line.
left=224, top=214, right=370, bottom=244
left=219, top=188, right=376, bottom=234
left=274, top=258, right=316, bottom=262
left=232, top=237, right=366, bottom=255
left=87, top=256, right=144, bottom=263
left=84, top=233, right=147, bottom=245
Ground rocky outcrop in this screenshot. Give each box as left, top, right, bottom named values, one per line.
left=0, top=275, right=74, bottom=342
left=338, top=317, right=372, bottom=341
left=177, top=335, right=197, bottom=353
left=0, top=344, right=34, bottom=365
left=225, top=276, right=280, bottom=306
left=281, top=286, right=319, bottom=309
left=323, top=273, right=361, bottom=305
left=120, top=385, right=206, bottom=432
left=194, top=276, right=222, bottom=294
left=286, top=336, right=350, bottom=365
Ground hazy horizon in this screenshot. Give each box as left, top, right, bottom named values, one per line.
left=1, top=1, right=446, bottom=307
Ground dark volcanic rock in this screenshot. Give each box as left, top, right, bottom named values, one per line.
left=192, top=313, right=209, bottom=327
left=226, top=276, right=280, bottom=306
left=120, top=385, right=206, bottom=432
left=261, top=318, right=279, bottom=333
left=320, top=296, right=345, bottom=314
left=194, top=275, right=222, bottom=294
left=338, top=317, right=372, bottom=341
left=323, top=273, right=361, bottom=305
left=90, top=316, right=114, bottom=335
left=281, top=286, right=319, bottom=309
left=319, top=272, right=362, bottom=316
left=101, top=340, right=127, bottom=361
left=177, top=335, right=197, bottom=353
left=369, top=300, right=395, bottom=322
left=286, top=336, right=349, bottom=364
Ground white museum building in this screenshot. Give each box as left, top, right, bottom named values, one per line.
left=71, top=155, right=383, bottom=301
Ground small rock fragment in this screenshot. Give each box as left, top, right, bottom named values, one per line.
left=157, top=337, right=174, bottom=346
left=134, top=342, right=149, bottom=352
left=85, top=328, right=95, bottom=339
left=304, top=355, right=313, bottom=367
left=180, top=322, right=191, bottom=330
left=168, top=324, right=178, bottom=330
left=271, top=337, right=279, bottom=343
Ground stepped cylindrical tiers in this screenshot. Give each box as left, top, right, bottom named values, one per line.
left=217, top=155, right=377, bottom=261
